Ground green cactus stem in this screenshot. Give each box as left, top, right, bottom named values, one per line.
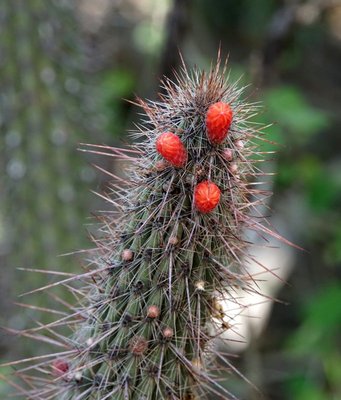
left=4, top=57, right=289, bottom=399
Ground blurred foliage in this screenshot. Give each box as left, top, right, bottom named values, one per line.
left=252, top=85, right=329, bottom=153
left=100, top=68, right=136, bottom=137
left=0, top=0, right=105, bottom=364
left=265, top=86, right=329, bottom=143
left=133, top=21, right=165, bottom=54
left=285, top=284, right=341, bottom=399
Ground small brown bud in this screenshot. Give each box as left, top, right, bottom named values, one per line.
left=212, top=298, right=224, bottom=318
left=182, top=394, right=197, bottom=400
left=212, top=297, right=222, bottom=311
left=194, top=280, right=205, bottom=291
left=51, top=359, right=69, bottom=377
left=155, top=159, right=169, bottom=171
left=162, top=327, right=174, bottom=339
left=168, top=236, right=179, bottom=246
left=195, top=165, right=205, bottom=178
left=222, top=148, right=233, bottom=161
left=229, top=162, right=238, bottom=174
left=221, top=321, right=230, bottom=330
left=129, top=336, right=148, bottom=356
left=235, top=139, right=244, bottom=149
left=147, top=305, right=160, bottom=319
left=121, top=249, right=134, bottom=261
left=191, top=358, right=202, bottom=370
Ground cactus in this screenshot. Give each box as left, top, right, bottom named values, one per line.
left=5, top=57, right=289, bottom=399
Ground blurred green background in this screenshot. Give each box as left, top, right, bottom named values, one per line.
left=0, top=0, right=340, bottom=399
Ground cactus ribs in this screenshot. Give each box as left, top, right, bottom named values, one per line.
left=2, top=56, right=289, bottom=400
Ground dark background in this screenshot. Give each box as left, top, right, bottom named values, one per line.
left=0, top=1, right=340, bottom=399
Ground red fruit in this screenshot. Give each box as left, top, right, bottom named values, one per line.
left=52, top=359, right=69, bottom=377
left=206, top=102, right=233, bottom=144
left=194, top=181, right=221, bottom=213
left=156, top=132, right=187, bottom=167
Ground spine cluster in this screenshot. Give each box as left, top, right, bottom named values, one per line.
left=8, top=59, right=277, bottom=400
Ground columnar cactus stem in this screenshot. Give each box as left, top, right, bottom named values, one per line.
left=5, top=58, right=286, bottom=399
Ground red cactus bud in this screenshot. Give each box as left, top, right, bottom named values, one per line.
left=206, top=102, right=233, bottom=144
left=156, top=132, right=187, bottom=167
left=194, top=181, right=221, bottom=213
left=51, top=359, right=69, bottom=377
